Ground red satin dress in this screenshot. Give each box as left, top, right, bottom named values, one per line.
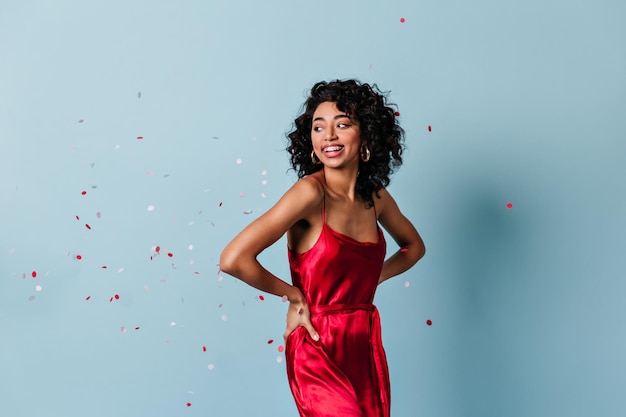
left=285, top=179, right=390, bottom=417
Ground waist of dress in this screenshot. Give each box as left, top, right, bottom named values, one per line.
left=309, top=303, right=376, bottom=315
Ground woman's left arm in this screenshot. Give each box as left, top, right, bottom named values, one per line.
left=376, top=188, right=426, bottom=284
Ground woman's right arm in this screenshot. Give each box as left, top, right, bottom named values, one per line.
left=219, top=178, right=321, bottom=303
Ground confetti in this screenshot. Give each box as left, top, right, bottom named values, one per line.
left=29, top=296, right=36, bottom=301
left=78, top=119, right=84, bottom=123
left=137, top=136, right=144, bottom=140
left=202, top=346, right=207, bottom=352
left=96, top=211, right=102, bottom=219
left=506, top=203, right=513, bottom=209
left=282, top=295, right=288, bottom=303
left=404, top=281, right=410, bottom=288
left=35, top=285, right=42, bottom=292
left=426, top=320, right=432, bottom=326
left=268, top=339, right=274, bottom=344
left=258, top=295, right=265, bottom=301
left=218, top=202, right=223, bottom=207
left=186, top=402, right=192, bottom=407
left=155, top=246, right=161, bottom=253
left=75, top=215, right=80, bottom=220
left=277, top=356, right=283, bottom=363
left=236, top=158, right=242, bottom=165
left=147, top=205, right=155, bottom=211
left=115, top=294, right=120, bottom=300
left=207, top=364, right=215, bottom=370
left=81, top=191, right=87, bottom=195
left=221, top=314, right=228, bottom=321
left=138, top=91, right=142, bottom=98
left=188, top=245, right=194, bottom=251
left=135, top=327, right=140, bottom=331
left=400, top=248, right=408, bottom=253
left=31, top=271, right=37, bottom=278
left=86, top=296, right=91, bottom=301
left=277, top=345, right=285, bottom=353
left=394, top=111, right=400, bottom=116
left=428, top=125, right=432, bottom=132
left=85, top=224, right=91, bottom=230
left=101, top=265, right=107, bottom=269
left=76, top=254, right=82, bottom=260
left=400, top=17, right=406, bottom=23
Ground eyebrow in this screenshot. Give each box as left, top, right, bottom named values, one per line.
left=312, top=114, right=351, bottom=122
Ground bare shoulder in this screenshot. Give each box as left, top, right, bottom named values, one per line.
left=373, top=187, right=398, bottom=218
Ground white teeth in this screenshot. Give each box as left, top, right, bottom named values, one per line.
left=323, top=146, right=343, bottom=152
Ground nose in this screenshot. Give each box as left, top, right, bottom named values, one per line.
left=324, top=127, right=337, bottom=140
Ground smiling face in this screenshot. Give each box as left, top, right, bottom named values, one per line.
left=310, top=101, right=361, bottom=170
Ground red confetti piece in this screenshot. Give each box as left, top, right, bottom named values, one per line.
left=85, top=224, right=91, bottom=230
left=186, top=402, right=192, bottom=407
left=135, top=327, right=140, bottom=331
left=506, top=203, right=513, bottom=209
left=75, top=215, right=80, bottom=220
left=428, top=125, right=432, bottom=132
left=218, top=202, right=223, bottom=207
left=167, top=252, right=173, bottom=258
left=259, top=295, right=265, bottom=301
left=81, top=191, right=87, bottom=195
left=277, top=345, right=285, bottom=353
left=31, top=271, right=37, bottom=278
left=400, top=17, right=406, bottom=23
left=155, top=246, right=160, bottom=253
left=202, top=346, right=207, bottom=352
left=96, top=212, right=102, bottom=218
left=394, top=111, right=400, bottom=116
left=85, top=296, right=91, bottom=301
left=268, top=339, right=274, bottom=344
left=114, top=294, right=120, bottom=300
left=78, top=119, right=84, bottom=123
left=400, top=248, right=408, bottom=253
left=426, top=319, right=432, bottom=326
left=137, top=136, right=143, bottom=140
left=101, top=265, right=107, bottom=269
left=76, top=254, right=82, bottom=260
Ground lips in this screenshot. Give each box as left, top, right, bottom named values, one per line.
left=322, top=145, right=344, bottom=153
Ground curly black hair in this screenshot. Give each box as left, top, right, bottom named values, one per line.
left=287, top=79, right=405, bottom=208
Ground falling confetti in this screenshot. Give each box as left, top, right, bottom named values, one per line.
left=258, top=295, right=265, bottom=301
left=81, top=191, right=87, bottom=195
left=86, top=296, right=91, bottom=301
left=147, top=205, right=155, bottom=211
left=31, top=271, right=37, bottom=278
left=404, top=281, right=410, bottom=288
left=428, top=125, right=432, bottom=132
left=202, top=346, right=207, bottom=352
left=138, top=91, right=142, bottom=98
left=426, top=320, right=432, bottom=326
left=121, top=326, right=127, bottom=333
left=268, top=339, right=274, bottom=344
left=394, top=111, right=400, bottom=116
left=76, top=254, right=82, bottom=260
left=207, top=364, right=215, bottom=370
left=277, top=356, right=283, bottom=363
left=35, top=285, right=42, bottom=292
left=400, top=248, right=408, bottom=253
left=186, top=402, right=192, bottom=407
left=282, top=295, right=288, bottom=303
left=506, top=203, right=513, bottom=209
left=277, top=345, right=285, bottom=353
left=236, top=158, right=242, bottom=165
left=96, top=212, right=102, bottom=219
left=137, top=136, right=144, bottom=140
left=400, top=17, right=406, bottom=23
left=85, top=224, right=91, bottom=230
left=78, top=119, right=84, bottom=123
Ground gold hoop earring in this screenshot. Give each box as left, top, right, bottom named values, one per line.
left=311, top=150, right=322, bottom=164
left=360, top=144, right=371, bottom=162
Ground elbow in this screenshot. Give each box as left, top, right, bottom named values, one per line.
left=219, top=246, right=240, bottom=277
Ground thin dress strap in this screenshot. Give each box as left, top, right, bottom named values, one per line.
left=306, top=175, right=326, bottom=223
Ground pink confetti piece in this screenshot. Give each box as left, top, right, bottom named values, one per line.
left=147, top=170, right=154, bottom=177
left=208, top=364, right=215, bottom=370
left=404, top=281, right=410, bottom=288
left=400, top=17, right=406, bottom=23
left=31, top=271, right=37, bottom=278
left=101, top=265, right=107, bottom=269
left=96, top=211, right=102, bottom=219
left=506, top=203, right=513, bottom=209
left=426, top=319, right=432, bottom=326
left=76, top=254, right=82, bottom=260
left=115, top=294, right=120, bottom=300
left=258, top=295, right=265, bottom=301
left=236, top=158, right=242, bottom=165
left=121, top=326, right=127, bottom=333
left=137, top=136, right=144, bottom=140
left=243, top=210, right=252, bottom=215
left=186, top=402, right=192, bottom=407
left=281, top=295, right=288, bottom=303
left=155, top=246, right=161, bottom=253
left=277, top=345, right=285, bottom=353
left=400, top=248, right=408, bottom=253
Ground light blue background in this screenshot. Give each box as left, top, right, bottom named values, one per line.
left=1, top=1, right=625, bottom=416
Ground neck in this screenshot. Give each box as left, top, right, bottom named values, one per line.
left=321, top=166, right=359, bottom=201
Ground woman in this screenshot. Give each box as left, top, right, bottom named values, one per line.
left=220, top=79, right=425, bottom=416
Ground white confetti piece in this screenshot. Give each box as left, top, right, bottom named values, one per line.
left=236, top=158, right=242, bottom=165
left=170, top=322, right=176, bottom=327
left=35, top=285, right=42, bottom=292
left=221, top=314, right=228, bottom=321
left=404, top=281, right=410, bottom=288
left=276, top=356, right=283, bottom=363
left=147, top=205, right=155, bottom=211
left=208, top=364, right=215, bottom=370
left=188, top=245, right=194, bottom=251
